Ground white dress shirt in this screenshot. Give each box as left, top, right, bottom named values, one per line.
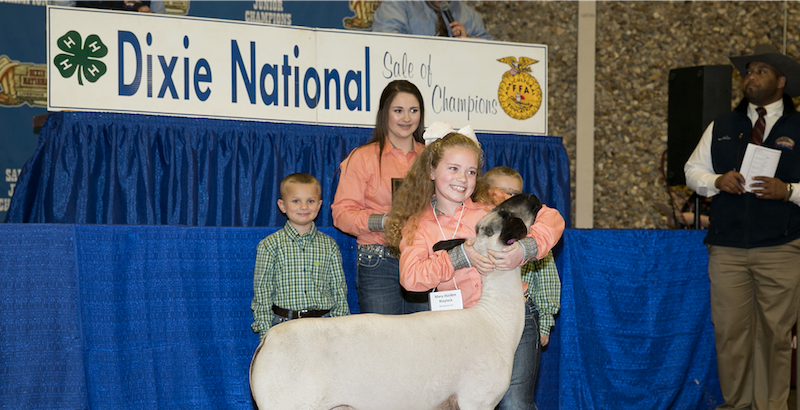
left=684, top=98, right=800, bottom=205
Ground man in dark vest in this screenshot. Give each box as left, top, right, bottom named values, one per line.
left=685, top=44, right=800, bottom=410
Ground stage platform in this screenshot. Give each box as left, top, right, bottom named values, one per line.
left=1, top=224, right=722, bottom=409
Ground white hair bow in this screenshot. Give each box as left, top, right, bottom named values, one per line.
left=422, top=121, right=480, bottom=146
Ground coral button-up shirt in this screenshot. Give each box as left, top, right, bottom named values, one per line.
left=332, top=140, right=425, bottom=245
left=399, top=199, right=564, bottom=308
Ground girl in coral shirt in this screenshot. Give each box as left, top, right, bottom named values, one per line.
left=386, top=127, right=564, bottom=308
left=385, top=128, right=564, bottom=410
left=331, top=80, right=429, bottom=314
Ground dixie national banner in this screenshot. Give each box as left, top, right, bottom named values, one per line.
left=47, top=6, right=548, bottom=135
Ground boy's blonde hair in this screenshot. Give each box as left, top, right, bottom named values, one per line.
left=386, top=133, right=484, bottom=249
left=280, top=173, right=321, bottom=199
left=471, top=166, right=523, bottom=205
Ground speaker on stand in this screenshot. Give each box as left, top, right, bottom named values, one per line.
left=667, top=65, right=732, bottom=227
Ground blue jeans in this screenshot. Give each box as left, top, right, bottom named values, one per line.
left=356, top=248, right=429, bottom=315
left=497, top=297, right=541, bottom=410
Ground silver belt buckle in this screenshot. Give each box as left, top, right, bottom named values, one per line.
left=297, top=309, right=309, bottom=318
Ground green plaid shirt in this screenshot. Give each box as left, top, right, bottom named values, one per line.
left=251, top=222, right=350, bottom=338
left=522, top=251, right=561, bottom=336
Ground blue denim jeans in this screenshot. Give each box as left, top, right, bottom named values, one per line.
left=356, top=248, right=429, bottom=315
left=497, top=297, right=541, bottom=410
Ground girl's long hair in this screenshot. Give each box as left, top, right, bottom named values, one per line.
left=386, top=133, right=484, bottom=250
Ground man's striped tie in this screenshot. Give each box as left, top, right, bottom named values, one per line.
left=751, top=107, right=767, bottom=145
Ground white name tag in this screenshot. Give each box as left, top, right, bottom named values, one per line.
left=429, top=289, right=464, bottom=311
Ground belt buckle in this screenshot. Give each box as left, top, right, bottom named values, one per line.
left=297, top=309, right=309, bottom=318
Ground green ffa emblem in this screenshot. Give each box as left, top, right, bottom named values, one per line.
left=53, top=30, right=108, bottom=85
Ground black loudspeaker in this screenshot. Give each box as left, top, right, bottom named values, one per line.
left=667, top=65, right=732, bottom=186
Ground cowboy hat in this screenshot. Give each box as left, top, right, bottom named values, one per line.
left=730, top=44, right=800, bottom=97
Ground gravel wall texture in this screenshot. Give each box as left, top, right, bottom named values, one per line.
left=470, top=1, right=800, bottom=228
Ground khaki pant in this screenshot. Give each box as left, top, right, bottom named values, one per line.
left=708, top=237, right=800, bottom=410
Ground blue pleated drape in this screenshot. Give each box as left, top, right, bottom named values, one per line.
left=556, top=229, right=722, bottom=409
left=6, top=112, right=571, bottom=227
left=0, top=224, right=358, bottom=410
left=0, top=225, right=722, bottom=410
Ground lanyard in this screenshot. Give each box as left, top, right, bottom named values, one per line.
left=432, top=202, right=466, bottom=289
left=433, top=201, right=465, bottom=241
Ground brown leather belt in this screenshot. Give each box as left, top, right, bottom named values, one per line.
left=272, top=305, right=330, bottom=319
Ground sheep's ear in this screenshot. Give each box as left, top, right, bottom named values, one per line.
left=527, top=194, right=543, bottom=221
left=499, top=217, right=528, bottom=245
left=433, top=238, right=467, bottom=252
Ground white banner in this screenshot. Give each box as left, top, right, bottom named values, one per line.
left=47, top=6, right=548, bottom=135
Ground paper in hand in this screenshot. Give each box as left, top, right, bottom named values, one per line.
left=739, top=143, right=782, bottom=192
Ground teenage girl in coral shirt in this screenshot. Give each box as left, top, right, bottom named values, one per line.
left=331, top=80, right=429, bottom=314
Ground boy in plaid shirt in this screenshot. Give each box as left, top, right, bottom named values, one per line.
left=251, top=173, right=350, bottom=341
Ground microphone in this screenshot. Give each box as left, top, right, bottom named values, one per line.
left=439, top=2, right=455, bottom=35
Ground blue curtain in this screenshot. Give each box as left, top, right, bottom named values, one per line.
left=556, top=229, right=722, bottom=409
left=0, top=224, right=87, bottom=409
left=1, top=224, right=723, bottom=410
left=6, top=112, right=571, bottom=227
left=0, top=224, right=358, bottom=410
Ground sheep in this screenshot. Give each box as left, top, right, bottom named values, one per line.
left=249, top=193, right=543, bottom=410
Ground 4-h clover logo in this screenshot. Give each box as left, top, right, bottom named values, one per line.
left=53, top=30, right=108, bottom=85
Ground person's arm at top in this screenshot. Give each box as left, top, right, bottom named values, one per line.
left=453, top=1, right=493, bottom=40
left=148, top=1, right=166, bottom=13
left=371, top=1, right=411, bottom=34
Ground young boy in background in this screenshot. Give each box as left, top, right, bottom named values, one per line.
left=473, top=166, right=562, bottom=406
left=251, top=173, right=350, bottom=341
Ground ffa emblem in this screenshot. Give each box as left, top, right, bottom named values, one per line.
left=497, top=56, right=542, bottom=120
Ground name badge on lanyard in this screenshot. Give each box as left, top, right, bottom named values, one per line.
left=429, top=289, right=464, bottom=311
left=431, top=202, right=466, bottom=311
